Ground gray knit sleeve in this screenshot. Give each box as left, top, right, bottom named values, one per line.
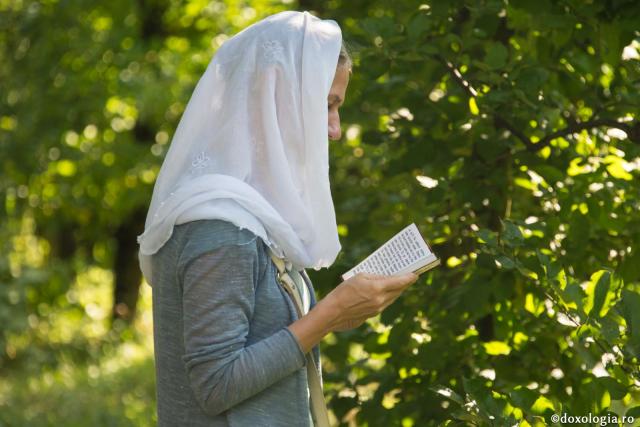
left=178, top=231, right=306, bottom=417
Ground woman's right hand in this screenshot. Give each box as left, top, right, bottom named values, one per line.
left=320, top=272, right=419, bottom=332
left=287, top=272, right=419, bottom=354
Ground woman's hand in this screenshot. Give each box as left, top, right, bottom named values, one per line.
left=321, top=272, right=419, bottom=332
left=287, top=272, right=418, bottom=353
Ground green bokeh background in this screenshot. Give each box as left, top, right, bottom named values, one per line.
left=1, top=0, right=640, bottom=425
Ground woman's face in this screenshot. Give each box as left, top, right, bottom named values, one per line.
left=327, top=65, right=350, bottom=141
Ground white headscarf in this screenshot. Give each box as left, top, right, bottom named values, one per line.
left=137, top=10, right=343, bottom=286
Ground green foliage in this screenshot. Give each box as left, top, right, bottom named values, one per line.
left=1, top=335, right=156, bottom=427
left=309, top=0, right=640, bottom=425
left=1, top=0, right=640, bottom=425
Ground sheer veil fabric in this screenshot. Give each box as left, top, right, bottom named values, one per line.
left=137, top=11, right=343, bottom=286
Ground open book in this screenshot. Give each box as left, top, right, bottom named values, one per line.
left=341, top=223, right=440, bottom=280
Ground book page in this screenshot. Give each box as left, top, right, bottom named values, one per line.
left=342, top=223, right=438, bottom=280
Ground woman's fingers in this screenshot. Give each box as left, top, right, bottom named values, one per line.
left=355, top=272, right=386, bottom=280
left=328, top=272, right=420, bottom=332
left=371, top=274, right=418, bottom=312
left=377, top=272, right=419, bottom=292
left=356, top=271, right=418, bottom=288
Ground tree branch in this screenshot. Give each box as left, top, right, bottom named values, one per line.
left=438, top=55, right=477, bottom=98
left=494, top=116, right=534, bottom=150
left=438, top=57, right=640, bottom=151
left=532, top=119, right=637, bottom=152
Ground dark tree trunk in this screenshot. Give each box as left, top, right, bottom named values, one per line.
left=36, top=219, right=77, bottom=261
left=296, top=0, right=326, bottom=15
left=112, top=208, right=147, bottom=323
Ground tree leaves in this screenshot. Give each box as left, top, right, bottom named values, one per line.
left=583, top=270, right=622, bottom=318
left=3, top=0, right=640, bottom=426
left=620, top=290, right=640, bottom=358
left=483, top=42, right=509, bottom=69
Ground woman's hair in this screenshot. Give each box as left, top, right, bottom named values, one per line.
left=338, top=40, right=353, bottom=73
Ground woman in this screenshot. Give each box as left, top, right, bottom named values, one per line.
left=137, top=10, right=417, bottom=427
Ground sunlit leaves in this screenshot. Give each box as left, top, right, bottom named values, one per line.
left=483, top=340, right=512, bottom=356
left=54, top=160, right=77, bottom=177
left=468, top=97, right=479, bottom=116
left=604, top=155, right=634, bottom=180
left=583, top=270, right=622, bottom=318
left=524, top=293, right=545, bottom=316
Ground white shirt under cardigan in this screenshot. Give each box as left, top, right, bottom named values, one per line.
left=150, top=218, right=320, bottom=426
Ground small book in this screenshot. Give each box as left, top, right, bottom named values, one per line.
left=341, top=223, right=441, bottom=280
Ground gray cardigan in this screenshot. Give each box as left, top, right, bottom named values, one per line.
left=150, top=219, right=321, bottom=426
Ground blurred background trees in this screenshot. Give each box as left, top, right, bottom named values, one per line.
left=1, top=0, right=639, bottom=425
